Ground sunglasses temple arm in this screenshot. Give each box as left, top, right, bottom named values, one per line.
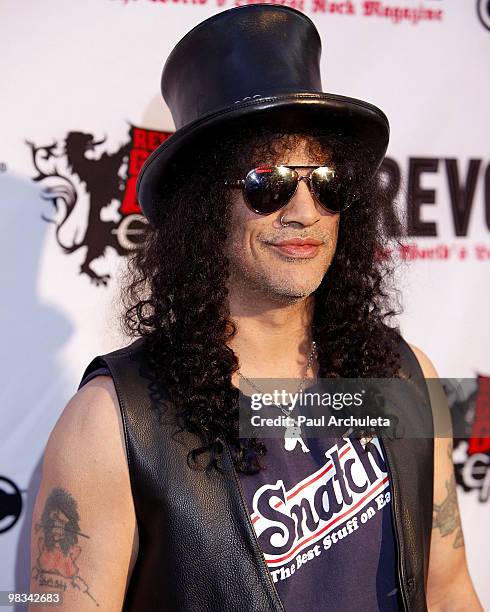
left=224, top=179, right=245, bottom=188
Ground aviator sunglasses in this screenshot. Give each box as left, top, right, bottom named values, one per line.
left=224, top=165, right=356, bottom=215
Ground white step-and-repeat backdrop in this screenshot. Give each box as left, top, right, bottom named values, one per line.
left=1, top=0, right=489, bottom=606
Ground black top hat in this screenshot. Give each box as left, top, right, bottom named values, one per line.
left=136, top=4, right=390, bottom=225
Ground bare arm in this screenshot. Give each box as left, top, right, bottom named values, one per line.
left=29, top=376, right=138, bottom=611
left=409, top=344, right=483, bottom=612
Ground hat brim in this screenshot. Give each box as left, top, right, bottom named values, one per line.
left=136, top=92, right=389, bottom=225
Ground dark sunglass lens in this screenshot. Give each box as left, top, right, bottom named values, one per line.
left=244, top=166, right=297, bottom=214
left=311, top=167, right=346, bottom=212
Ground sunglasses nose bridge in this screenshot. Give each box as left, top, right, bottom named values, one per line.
left=295, top=173, right=315, bottom=200
left=283, top=172, right=323, bottom=221
left=297, top=174, right=311, bottom=186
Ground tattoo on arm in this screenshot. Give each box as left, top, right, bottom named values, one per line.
left=432, top=441, right=464, bottom=549
left=31, top=487, right=99, bottom=606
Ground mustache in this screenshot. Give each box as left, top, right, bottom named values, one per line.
left=258, top=231, right=331, bottom=245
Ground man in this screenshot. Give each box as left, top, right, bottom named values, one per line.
left=29, top=5, right=482, bottom=611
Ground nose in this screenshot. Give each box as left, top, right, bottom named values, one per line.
left=276, top=173, right=322, bottom=228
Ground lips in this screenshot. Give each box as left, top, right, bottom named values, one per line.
left=268, top=237, right=323, bottom=258
left=274, top=238, right=323, bottom=246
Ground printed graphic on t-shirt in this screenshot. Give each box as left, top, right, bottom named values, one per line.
left=249, top=437, right=391, bottom=584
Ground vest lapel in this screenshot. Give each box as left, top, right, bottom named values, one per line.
left=222, top=440, right=286, bottom=612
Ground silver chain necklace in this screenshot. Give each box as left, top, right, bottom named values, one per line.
left=237, top=340, right=317, bottom=419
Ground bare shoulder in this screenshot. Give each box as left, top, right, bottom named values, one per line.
left=407, top=342, right=450, bottom=435
left=29, top=375, right=137, bottom=611
left=46, top=375, right=122, bottom=457
left=407, top=342, right=440, bottom=378
left=41, top=374, right=129, bottom=485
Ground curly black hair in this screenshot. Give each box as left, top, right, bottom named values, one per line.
left=120, top=119, right=406, bottom=476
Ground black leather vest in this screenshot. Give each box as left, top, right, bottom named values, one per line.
left=79, top=334, right=434, bottom=611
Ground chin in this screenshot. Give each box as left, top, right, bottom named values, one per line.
left=265, top=277, right=323, bottom=299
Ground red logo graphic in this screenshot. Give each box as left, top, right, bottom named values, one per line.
left=26, top=125, right=171, bottom=286
left=468, top=375, right=490, bottom=455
